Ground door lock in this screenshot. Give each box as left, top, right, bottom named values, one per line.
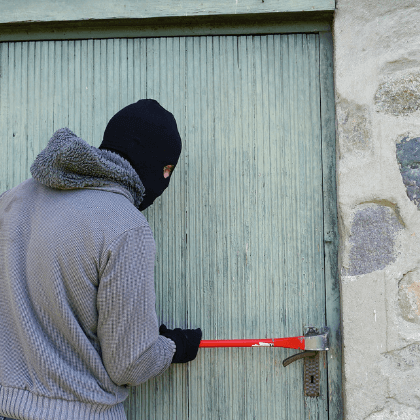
left=282, top=327, right=329, bottom=397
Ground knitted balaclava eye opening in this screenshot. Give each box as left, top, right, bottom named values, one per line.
left=99, top=99, right=182, bottom=210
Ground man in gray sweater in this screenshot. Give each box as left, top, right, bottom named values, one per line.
left=0, top=99, right=201, bottom=420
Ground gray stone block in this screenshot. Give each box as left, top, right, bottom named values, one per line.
left=347, top=204, right=403, bottom=276
left=396, top=136, right=420, bottom=209
left=336, top=97, right=371, bottom=156
left=375, top=73, right=420, bottom=116
left=398, top=270, right=420, bottom=324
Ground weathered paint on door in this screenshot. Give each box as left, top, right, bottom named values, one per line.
left=0, top=32, right=340, bottom=419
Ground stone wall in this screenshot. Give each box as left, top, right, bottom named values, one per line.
left=334, top=1, right=420, bottom=418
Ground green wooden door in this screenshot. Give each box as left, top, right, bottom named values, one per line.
left=0, top=31, right=340, bottom=419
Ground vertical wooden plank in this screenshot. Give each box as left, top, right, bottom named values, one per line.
left=114, top=39, right=121, bottom=112
left=46, top=41, right=54, bottom=134
left=26, top=42, right=35, bottom=177
left=302, top=33, right=327, bottom=420
left=155, top=46, right=170, bottom=420
left=80, top=40, right=88, bottom=138
left=10, top=42, right=18, bottom=185
left=139, top=37, right=151, bottom=420
left=74, top=40, right=81, bottom=134
left=253, top=34, right=265, bottom=420
left=105, top=39, right=114, bottom=125
left=92, top=39, right=101, bottom=146
left=33, top=41, right=42, bottom=160
left=265, top=33, right=274, bottom=349
left=133, top=38, right=141, bottom=101
left=231, top=33, right=244, bottom=420
left=95, top=38, right=105, bottom=139
left=286, top=34, right=303, bottom=418
left=9, top=41, right=17, bottom=183
left=319, top=31, right=343, bottom=420
left=198, top=34, right=208, bottom=417
left=85, top=39, right=94, bottom=143
left=176, top=35, right=188, bottom=420
left=239, top=34, right=251, bottom=420
left=120, top=38, right=128, bottom=108
left=0, top=43, right=9, bottom=193
left=273, top=33, right=286, bottom=420
left=168, top=35, right=179, bottom=329
left=210, top=34, right=224, bottom=418
left=159, top=36, right=173, bottom=418
left=205, top=33, right=218, bottom=418
left=139, top=38, right=147, bottom=99
left=38, top=41, right=49, bottom=150
left=273, top=34, right=284, bottom=420
left=294, top=30, right=303, bottom=338
left=219, top=35, right=231, bottom=420
left=6, top=42, right=13, bottom=190
left=52, top=41, right=68, bottom=131
left=307, top=34, right=324, bottom=327
left=127, top=38, right=134, bottom=105
left=142, top=37, right=154, bottom=252
left=52, top=41, right=62, bottom=131
left=191, top=33, right=204, bottom=419
left=67, top=40, right=75, bottom=132
left=61, top=41, right=69, bottom=131
left=286, top=31, right=295, bottom=339
left=19, top=42, right=28, bottom=181
left=151, top=37, right=160, bottom=100
left=186, top=34, right=198, bottom=418
left=266, top=33, right=278, bottom=419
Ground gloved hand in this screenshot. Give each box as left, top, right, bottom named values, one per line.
left=159, top=324, right=202, bottom=363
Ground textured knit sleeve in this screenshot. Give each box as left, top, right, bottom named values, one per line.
left=97, top=226, right=176, bottom=386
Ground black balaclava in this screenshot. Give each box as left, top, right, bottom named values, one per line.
left=99, top=99, right=182, bottom=210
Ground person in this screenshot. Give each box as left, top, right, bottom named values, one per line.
left=0, top=99, right=202, bottom=420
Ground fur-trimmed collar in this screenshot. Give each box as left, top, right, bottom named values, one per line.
left=30, top=128, right=145, bottom=208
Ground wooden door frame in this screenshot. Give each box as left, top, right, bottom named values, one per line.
left=0, top=12, right=332, bottom=41
left=0, top=12, right=341, bottom=419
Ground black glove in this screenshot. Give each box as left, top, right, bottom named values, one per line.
left=159, top=324, right=202, bottom=363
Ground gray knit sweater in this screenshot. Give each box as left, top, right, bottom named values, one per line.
left=0, top=128, right=176, bottom=420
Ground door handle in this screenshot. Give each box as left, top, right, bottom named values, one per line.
left=282, top=350, right=318, bottom=367
left=281, top=327, right=330, bottom=398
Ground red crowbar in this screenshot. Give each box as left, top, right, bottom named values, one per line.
left=199, top=327, right=329, bottom=351
left=200, top=336, right=305, bottom=349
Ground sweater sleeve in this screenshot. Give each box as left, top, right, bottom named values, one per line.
left=97, top=226, right=176, bottom=386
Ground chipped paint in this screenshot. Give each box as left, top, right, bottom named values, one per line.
left=252, top=342, right=274, bottom=347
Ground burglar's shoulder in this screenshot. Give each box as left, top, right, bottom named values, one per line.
left=35, top=183, right=151, bottom=243
left=80, top=186, right=149, bottom=232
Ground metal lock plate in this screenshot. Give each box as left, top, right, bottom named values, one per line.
left=304, top=351, right=320, bottom=397
left=281, top=326, right=328, bottom=397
